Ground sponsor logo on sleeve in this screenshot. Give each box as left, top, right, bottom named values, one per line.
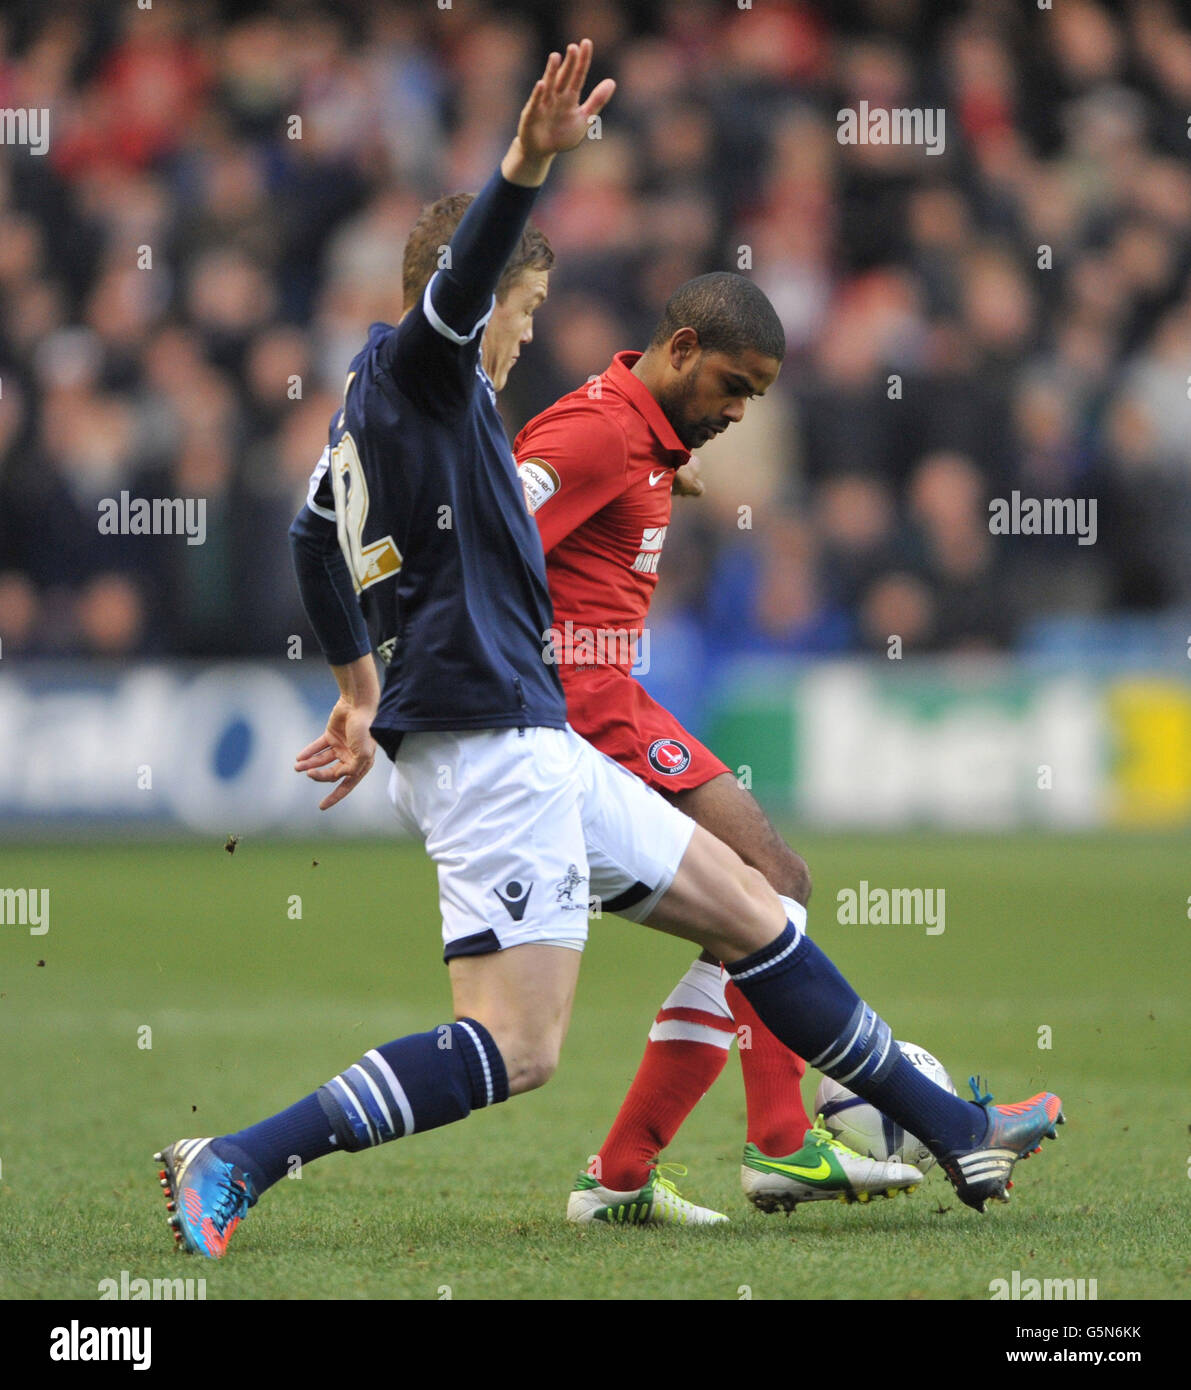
left=517, top=458, right=561, bottom=514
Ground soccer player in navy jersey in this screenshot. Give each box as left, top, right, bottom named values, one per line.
left=153, top=40, right=1061, bottom=1258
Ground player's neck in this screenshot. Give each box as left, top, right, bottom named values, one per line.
left=630, top=347, right=666, bottom=398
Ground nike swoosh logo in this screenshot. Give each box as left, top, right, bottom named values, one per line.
left=760, top=1157, right=834, bottom=1180
left=648, top=469, right=668, bottom=486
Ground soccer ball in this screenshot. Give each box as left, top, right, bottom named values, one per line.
left=814, top=1042, right=957, bottom=1174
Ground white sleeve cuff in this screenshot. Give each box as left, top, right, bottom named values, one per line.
left=306, top=446, right=338, bottom=520
left=422, top=272, right=494, bottom=345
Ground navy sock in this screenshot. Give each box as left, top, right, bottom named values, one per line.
left=726, top=924, right=987, bottom=1158
left=214, top=1094, right=336, bottom=1195
left=212, top=1019, right=509, bottom=1197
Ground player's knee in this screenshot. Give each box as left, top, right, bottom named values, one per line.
left=782, top=851, right=812, bottom=906
left=482, top=1024, right=561, bottom=1096
left=751, top=840, right=811, bottom=905
left=709, top=855, right=780, bottom=939
left=739, top=861, right=778, bottom=920
left=518, top=1052, right=559, bottom=1093
left=506, top=1041, right=561, bottom=1095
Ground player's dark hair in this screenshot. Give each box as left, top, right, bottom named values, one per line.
left=649, top=272, right=786, bottom=362
left=402, top=192, right=554, bottom=311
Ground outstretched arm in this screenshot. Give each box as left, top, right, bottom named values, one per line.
left=501, top=39, right=616, bottom=188
left=405, top=41, right=615, bottom=358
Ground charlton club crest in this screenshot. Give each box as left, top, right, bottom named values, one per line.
left=647, top=737, right=691, bottom=776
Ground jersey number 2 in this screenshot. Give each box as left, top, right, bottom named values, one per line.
left=329, top=430, right=401, bottom=593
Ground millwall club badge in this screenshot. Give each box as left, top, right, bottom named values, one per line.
left=647, top=737, right=691, bottom=776
left=554, top=863, right=589, bottom=909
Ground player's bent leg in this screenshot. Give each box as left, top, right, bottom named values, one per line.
left=581, top=739, right=1064, bottom=1216
left=569, top=696, right=801, bottom=1208
left=449, top=943, right=582, bottom=1095
left=642, top=824, right=1063, bottom=1213
left=573, top=727, right=811, bottom=1214
left=567, top=954, right=734, bottom=1226
left=563, top=744, right=751, bottom=1227
left=664, top=772, right=811, bottom=906
left=155, top=727, right=598, bottom=1257
left=579, top=790, right=748, bottom=1201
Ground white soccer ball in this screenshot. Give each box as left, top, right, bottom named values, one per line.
left=814, top=1041, right=957, bottom=1174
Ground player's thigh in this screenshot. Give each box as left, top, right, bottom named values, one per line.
left=576, top=730, right=696, bottom=924
left=664, top=772, right=812, bottom=904
left=575, top=732, right=784, bottom=959
left=565, top=666, right=729, bottom=797
left=449, top=942, right=583, bottom=1095
left=390, top=726, right=594, bottom=962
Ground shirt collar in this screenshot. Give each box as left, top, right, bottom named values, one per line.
left=606, top=350, right=689, bottom=460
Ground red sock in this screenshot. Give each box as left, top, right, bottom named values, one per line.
left=595, top=961, right=734, bottom=1191
left=725, top=980, right=811, bottom=1157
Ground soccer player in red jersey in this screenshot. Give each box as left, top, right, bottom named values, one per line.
left=513, top=274, right=925, bottom=1220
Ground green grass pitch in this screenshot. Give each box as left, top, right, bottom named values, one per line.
left=0, top=833, right=1186, bottom=1302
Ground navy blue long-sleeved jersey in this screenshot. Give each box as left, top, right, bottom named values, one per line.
left=289, top=169, right=567, bottom=759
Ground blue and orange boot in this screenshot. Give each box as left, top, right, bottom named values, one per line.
left=154, top=1138, right=256, bottom=1257
left=940, top=1081, right=1064, bottom=1212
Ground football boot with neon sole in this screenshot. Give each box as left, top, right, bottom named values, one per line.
left=153, top=1138, right=256, bottom=1257
left=939, top=1080, right=1064, bottom=1212
left=740, top=1117, right=923, bottom=1212
left=568, top=1164, right=728, bottom=1225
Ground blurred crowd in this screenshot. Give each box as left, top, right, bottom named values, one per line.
left=1, top=0, right=1190, bottom=665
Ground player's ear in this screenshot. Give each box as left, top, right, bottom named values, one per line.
left=669, top=327, right=701, bottom=373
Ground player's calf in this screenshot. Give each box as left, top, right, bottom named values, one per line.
left=153, top=1017, right=513, bottom=1255
left=448, top=942, right=581, bottom=1095
left=315, top=1020, right=509, bottom=1151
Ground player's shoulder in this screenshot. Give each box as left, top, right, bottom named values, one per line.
left=338, top=321, right=397, bottom=395
left=359, top=319, right=400, bottom=370
left=515, top=389, right=631, bottom=463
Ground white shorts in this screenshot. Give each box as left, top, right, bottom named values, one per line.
left=387, top=724, right=696, bottom=960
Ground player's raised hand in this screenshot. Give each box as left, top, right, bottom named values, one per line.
left=295, top=697, right=376, bottom=811
left=502, top=39, right=615, bottom=186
